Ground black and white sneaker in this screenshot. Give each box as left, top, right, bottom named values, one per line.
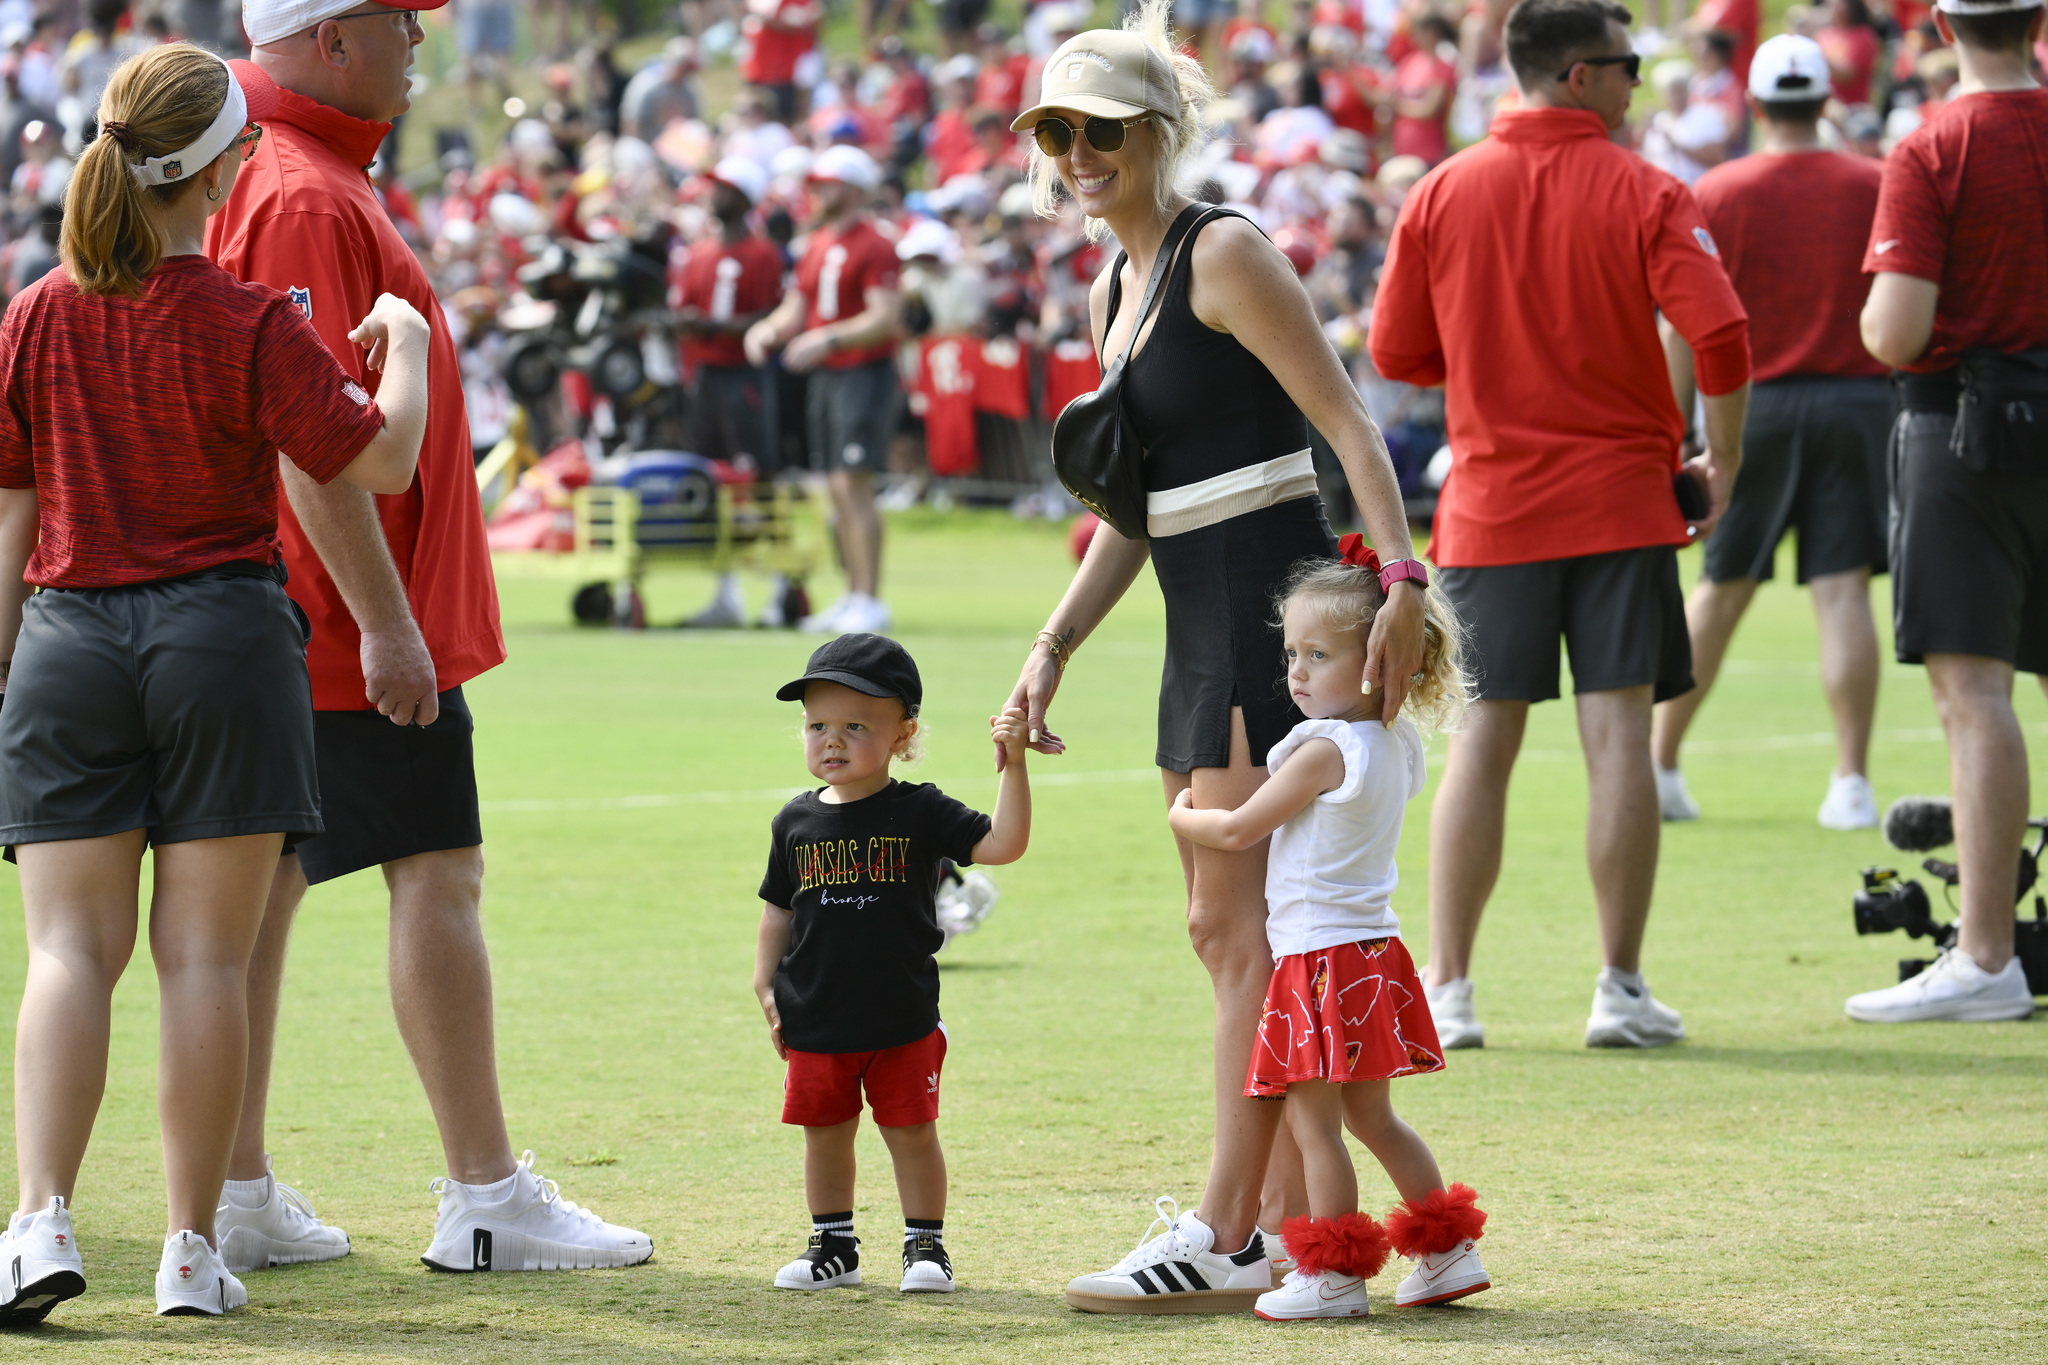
left=774, top=1231, right=861, bottom=1290
left=900, top=1230, right=954, bottom=1293
left=1064, top=1197, right=1272, bottom=1314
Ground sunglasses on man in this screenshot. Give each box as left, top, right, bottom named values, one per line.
left=1031, top=113, right=1150, bottom=159
left=1558, top=52, right=1641, bottom=82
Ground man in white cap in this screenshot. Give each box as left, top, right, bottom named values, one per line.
left=205, top=2, right=653, bottom=1274
left=745, top=144, right=903, bottom=635
left=676, top=156, right=789, bottom=627
left=1848, top=0, right=2048, bottom=1024
left=1653, top=33, right=1890, bottom=833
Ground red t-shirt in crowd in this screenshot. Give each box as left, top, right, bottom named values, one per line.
left=1817, top=23, right=1879, bottom=107
left=0, top=257, right=385, bottom=588
left=1391, top=50, right=1456, bottom=164
left=207, top=86, right=505, bottom=710
left=674, top=232, right=785, bottom=368
left=1370, top=107, right=1751, bottom=568
left=925, top=109, right=983, bottom=183
left=795, top=218, right=901, bottom=369
left=1694, top=149, right=1884, bottom=381
left=974, top=54, right=1029, bottom=117
left=1694, top=0, right=1759, bottom=82
left=917, top=335, right=979, bottom=476
left=740, top=0, right=816, bottom=86
left=1863, top=89, right=2048, bottom=374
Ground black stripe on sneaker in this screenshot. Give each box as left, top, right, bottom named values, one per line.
left=1176, top=1261, right=1210, bottom=1291
left=1131, top=1268, right=1161, bottom=1294
left=1152, top=1263, right=1184, bottom=1292
left=1229, top=1236, right=1267, bottom=1267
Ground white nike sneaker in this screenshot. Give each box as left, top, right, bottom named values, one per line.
left=798, top=595, right=851, bottom=634
left=1846, top=949, right=2035, bottom=1023
left=419, top=1152, right=653, bottom=1272
left=0, top=1197, right=84, bottom=1324
left=1817, top=772, right=1878, bottom=830
left=1255, top=1267, right=1372, bottom=1320
left=1395, top=1238, right=1490, bottom=1306
left=1064, top=1197, right=1271, bottom=1314
left=899, top=1230, right=954, bottom=1293
left=155, top=1230, right=247, bottom=1316
left=1256, top=1225, right=1296, bottom=1285
left=1585, top=968, right=1686, bottom=1047
left=1423, top=976, right=1485, bottom=1050
left=774, top=1230, right=861, bottom=1289
left=1655, top=764, right=1700, bottom=821
left=215, top=1158, right=350, bottom=1274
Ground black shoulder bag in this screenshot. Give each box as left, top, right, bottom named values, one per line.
left=1953, top=348, right=2048, bottom=478
left=1050, top=204, right=1223, bottom=541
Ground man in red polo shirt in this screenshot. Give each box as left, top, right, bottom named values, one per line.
left=746, top=144, right=903, bottom=635
left=1370, top=0, right=1751, bottom=1050
left=205, top=0, right=651, bottom=1275
left=1849, top=0, right=2048, bottom=1025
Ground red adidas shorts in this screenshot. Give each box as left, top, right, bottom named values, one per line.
left=782, top=1025, right=948, bottom=1127
left=1245, top=937, right=1445, bottom=1099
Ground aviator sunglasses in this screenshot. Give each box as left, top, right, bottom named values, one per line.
left=235, top=123, right=264, bottom=160
left=1031, top=113, right=1150, bottom=158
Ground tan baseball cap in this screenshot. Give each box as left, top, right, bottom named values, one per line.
left=1010, top=30, right=1183, bottom=133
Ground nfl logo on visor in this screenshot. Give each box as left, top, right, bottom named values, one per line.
left=162, top=160, right=182, bottom=179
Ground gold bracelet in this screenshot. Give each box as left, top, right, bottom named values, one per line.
left=1034, top=630, right=1073, bottom=673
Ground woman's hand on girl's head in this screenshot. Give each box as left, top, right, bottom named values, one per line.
left=1364, top=582, right=1426, bottom=725
left=348, top=292, right=428, bottom=373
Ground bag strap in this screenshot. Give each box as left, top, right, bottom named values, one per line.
left=1100, top=202, right=1225, bottom=370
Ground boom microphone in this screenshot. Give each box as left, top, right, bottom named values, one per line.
left=1884, top=796, right=1956, bottom=853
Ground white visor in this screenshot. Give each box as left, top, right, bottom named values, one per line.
left=128, top=56, right=247, bottom=187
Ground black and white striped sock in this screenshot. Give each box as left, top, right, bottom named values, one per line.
left=813, top=1211, right=854, bottom=1237
left=904, top=1218, right=943, bottom=1245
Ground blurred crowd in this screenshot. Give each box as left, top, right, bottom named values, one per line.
left=0, top=0, right=2035, bottom=501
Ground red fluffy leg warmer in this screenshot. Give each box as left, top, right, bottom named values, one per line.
left=1279, top=1212, right=1391, bottom=1279
left=1386, top=1183, right=1487, bottom=1258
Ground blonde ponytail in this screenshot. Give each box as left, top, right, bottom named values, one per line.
left=61, top=43, right=229, bottom=297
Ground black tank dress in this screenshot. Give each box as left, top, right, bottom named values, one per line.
left=1107, top=205, right=1340, bottom=773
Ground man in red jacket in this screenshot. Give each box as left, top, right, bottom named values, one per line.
left=1370, top=0, right=1751, bottom=1051
left=205, top=0, right=651, bottom=1275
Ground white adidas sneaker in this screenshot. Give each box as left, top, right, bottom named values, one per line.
left=419, top=1152, right=653, bottom=1272
left=1256, top=1224, right=1296, bottom=1285
left=774, top=1230, right=860, bottom=1289
left=0, top=1197, right=84, bottom=1324
left=1424, top=976, right=1485, bottom=1050
left=215, top=1157, right=350, bottom=1274
left=155, top=1230, right=247, bottom=1316
left=1394, top=1238, right=1491, bottom=1306
left=1817, top=773, right=1879, bottom=830
left=1655, top=765, right=1700, bottom=822
left=900, top=1230, right=955, bottom=1293
left=1064, top=1198, right=1272, bottom=1314
left=1585, top=968, right=1686, bottom=1048
left=1254, top=1268, right=1372, bottom=1320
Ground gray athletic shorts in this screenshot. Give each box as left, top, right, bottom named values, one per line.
left=1704, top=375, right=1892, bottom=585
left=0, top=568, right=321, bottom=848
left=1890, top=405, right=2048, bottom=672
left=805, top=360, right=897, bottom=474
left=1439, top=546, right=1694, bottom=704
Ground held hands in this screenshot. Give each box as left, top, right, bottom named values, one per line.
left=1361, top=581, right=1425, bottom=725
left=349, top=293, right=429, bottom=373
left=757, top=987, right=787, bottom=1060
left=360, top=621, right=440, bottom=727
left=990, top=705, right=1030, bottom=769
left=997, top=645, right=1067, bottom=771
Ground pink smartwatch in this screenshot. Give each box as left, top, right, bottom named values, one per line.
left=1379, top=558, right=1430, bottom=594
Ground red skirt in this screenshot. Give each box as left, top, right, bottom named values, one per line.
left=1245, top=937, right=1445, bottom=1098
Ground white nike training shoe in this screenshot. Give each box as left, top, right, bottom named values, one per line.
left=1395, top=1238, right=1491, bottom=1306
left=1817, top=772, right=1879, bottom=830
left=775, top=1230, right=861, bottom=1289
left=1585, top=968, right=1686, bottom=1047
left=1256, top=1225, right=1296, bottom=1285
left=1845, top=949, right=2035, bottom=1023
left=1064, top=1197, right=1271, bottom=1314
left=1255, top=1268, right=1373, bottom=1320
left=1423, top=975, right=1485, bottom=1050
left=215, top=1157, right=350, bottom=1274
left=798, top=595, right=851, bottom=634
left=155, top=1230, right=246, bottom=1316
left=1655, top=764, right=1700, bottom=821
left=419, top=1152, right=653, bottom=1272
left=899, top=1230, right=955, bottom=1293
left=0, top=1197, right=84, bottom=1324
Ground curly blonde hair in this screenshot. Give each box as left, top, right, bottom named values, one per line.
left=1276, top=556, right=1472, bottom=732
left=1025, top=0, right=1216, bottom=243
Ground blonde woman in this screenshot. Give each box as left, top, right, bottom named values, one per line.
left=999, top=0, right=1431, bottom=1313
left=0, top=44, right=427, bottom=1320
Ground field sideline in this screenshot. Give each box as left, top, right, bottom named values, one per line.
left=0, top=510, right=2040, bottom=1362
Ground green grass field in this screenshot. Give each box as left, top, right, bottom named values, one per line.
left=0, top=511, right=2042, bottom=1362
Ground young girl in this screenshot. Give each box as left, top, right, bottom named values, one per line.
left=754, top=633, right=1031, bottom=1295
left=1167, top=537, right=1490, bottom=1320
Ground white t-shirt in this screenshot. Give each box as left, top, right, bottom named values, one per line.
left=1262, top=716, right=1427, bottom=959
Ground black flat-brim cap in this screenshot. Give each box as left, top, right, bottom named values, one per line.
left=776, top=632, right=922, bottom=712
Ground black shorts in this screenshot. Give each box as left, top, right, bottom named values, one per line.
left=1889, top=407, right=2048, bottom=673
left=693, top=364, right=777, bottom=472
left=1704, top=375, right=1892, bottom=585
left=806, top=360, right=897, bottom=475
left=0, top=569, right=320, bottom=848
left=291, top=686, right=483, bottom=885
left=1439, top=546, right=1693, bottom=704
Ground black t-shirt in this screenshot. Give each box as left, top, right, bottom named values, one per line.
left=758, top=780, right=993, bottom=1054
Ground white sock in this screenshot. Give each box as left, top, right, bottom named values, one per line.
left=222, top=1174, right=270, bottom=1208
left=455, top=1172, right=517, bottom=1201
left=1608, top=968, right=1646, bottom=996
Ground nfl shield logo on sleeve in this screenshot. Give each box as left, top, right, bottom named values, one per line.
left=288, top=287, right=312, bottom=319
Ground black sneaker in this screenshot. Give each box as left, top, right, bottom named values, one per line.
left=774, top=1231, right=860, bottom=1290
left=900, top=1230, right=954, bottom=1293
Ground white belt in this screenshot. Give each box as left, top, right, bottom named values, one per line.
left=1145, top=449, right=1318, bottom=538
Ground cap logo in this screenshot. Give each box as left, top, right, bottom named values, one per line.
left=1065, top=49, right=1115, bottom=80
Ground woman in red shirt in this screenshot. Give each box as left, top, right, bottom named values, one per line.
left=0, top=45, right=427, bottom=1323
